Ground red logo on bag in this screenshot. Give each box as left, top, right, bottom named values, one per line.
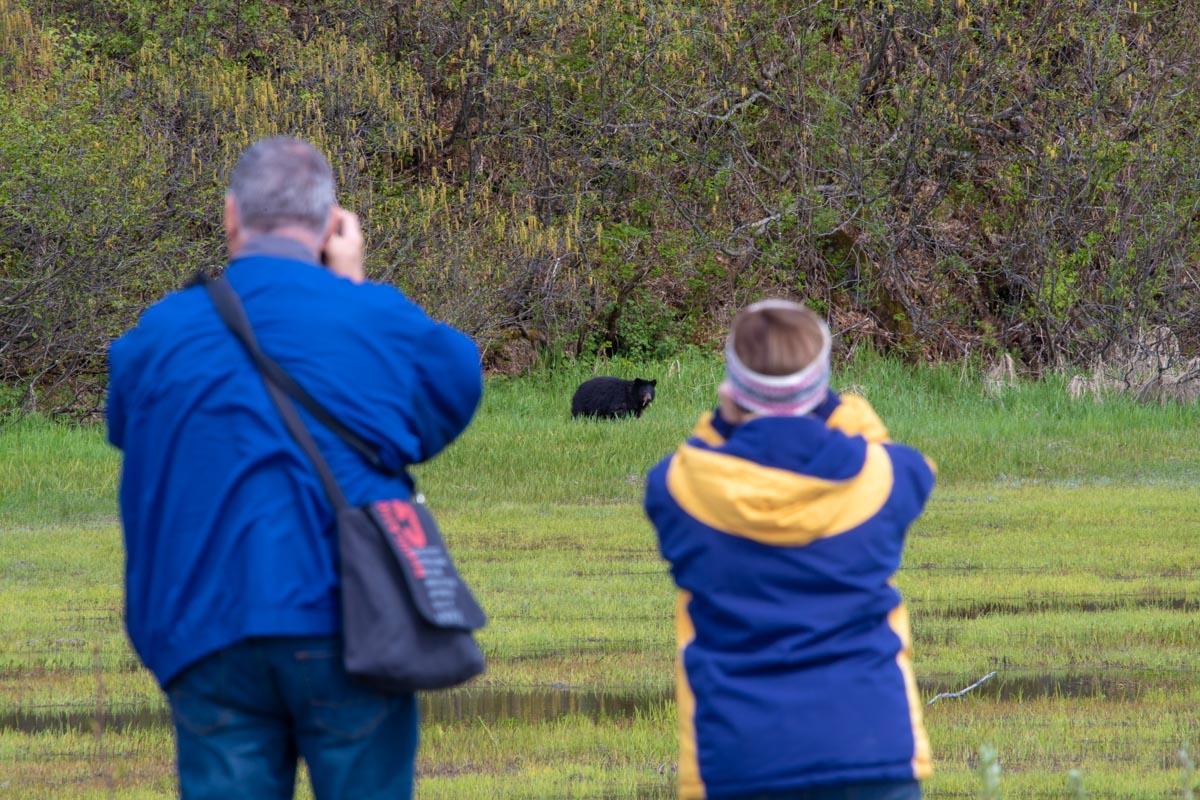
left=375, top=500, right=427, bottom=577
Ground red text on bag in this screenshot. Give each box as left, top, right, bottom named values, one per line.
left=374, top=500, right=427, bottom=578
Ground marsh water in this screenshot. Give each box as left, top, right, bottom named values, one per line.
left=0, top=672, right=1178, bottom=734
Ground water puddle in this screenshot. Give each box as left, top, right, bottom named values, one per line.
left=0, top=704, right=170, bottom=733
left=421, top=685, right=671, bottom=724
left=924, top=671, right=1184, bottom=703
left=918, top=595, right=1200, bottom=619
left=3, top=672, right=1186, bottom=734
left=0, top=687, right=671, bottom=734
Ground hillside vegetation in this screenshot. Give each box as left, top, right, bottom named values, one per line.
left=2, top=0, right=1199, bottom=410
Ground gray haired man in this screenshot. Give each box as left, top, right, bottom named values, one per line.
left=107, top=136, right=483, bottom=799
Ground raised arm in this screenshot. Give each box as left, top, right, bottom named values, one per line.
left=408, top=322, right=484, bottom=463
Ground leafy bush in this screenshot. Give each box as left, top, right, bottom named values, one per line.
left=2, top=0, right=1199, bottom=410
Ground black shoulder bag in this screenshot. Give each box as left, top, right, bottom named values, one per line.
left=202, top=274, right=486, bottom=692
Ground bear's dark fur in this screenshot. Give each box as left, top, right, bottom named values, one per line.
left=571, top=377, right=657, bottom=419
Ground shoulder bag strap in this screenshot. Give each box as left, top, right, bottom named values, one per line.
left=202, top=274, right=355, bottom=511
left=197, top=272, right=399, bottom=477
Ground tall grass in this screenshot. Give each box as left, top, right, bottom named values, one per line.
left=416, top=351, right=1200, bottom=510
left=0, top=415, right=118, bottom=527
left=4, top=352, right=1196, bottom=527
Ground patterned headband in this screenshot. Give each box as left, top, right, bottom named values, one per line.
left=724, top=299, right=832, bottom=417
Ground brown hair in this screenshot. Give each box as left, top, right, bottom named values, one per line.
left=730, top=303, right=826, bottom=377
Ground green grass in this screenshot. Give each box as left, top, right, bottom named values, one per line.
left=414, top=352, right=1200, bottom=510
left=3, top=352, right=1198, bottom=523
left=2, top=352, right=1199, bottom=797
left=0, top=416, right=119, bottom=528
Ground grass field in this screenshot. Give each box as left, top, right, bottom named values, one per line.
left=1, top=352, right=1199, bottom=798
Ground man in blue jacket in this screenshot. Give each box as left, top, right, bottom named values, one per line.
left=106, top=136, right=483, bottom=799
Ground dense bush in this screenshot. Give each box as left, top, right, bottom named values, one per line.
left=2, top=0, right=1198, bottom=411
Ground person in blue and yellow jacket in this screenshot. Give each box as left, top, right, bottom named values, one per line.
left=644, top=299, right=936, bottom=800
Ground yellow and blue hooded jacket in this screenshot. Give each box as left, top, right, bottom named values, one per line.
left=644, top=392, right=935, bottom=799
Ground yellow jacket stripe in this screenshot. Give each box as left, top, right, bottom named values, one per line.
left=665, top=442, right=893, bottom=544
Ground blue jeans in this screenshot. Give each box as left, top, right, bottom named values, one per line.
left=714, top=781, right=921, bottom=800
left=166, top=636, right=418, bottom=800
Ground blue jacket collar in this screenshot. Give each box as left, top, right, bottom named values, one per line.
left=235, top=234, right=320, bottom=266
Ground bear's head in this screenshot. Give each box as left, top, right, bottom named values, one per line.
left=633, top=378, right=657, bottom=410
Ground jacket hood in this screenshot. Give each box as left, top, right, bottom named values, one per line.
left=665, top=411, right=893, bottom=544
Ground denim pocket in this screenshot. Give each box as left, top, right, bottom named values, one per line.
left=167, top=653, right=236, bottom=737
left=294, top=644, right=404, bottom=739
left=168, top=690, right=237, bottom=736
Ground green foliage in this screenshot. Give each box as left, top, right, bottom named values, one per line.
left=0, top=382, right=22, bottom=413
left=610, top=295, right=691, bottom=361
left=4, top=0, right=1200, bottom=408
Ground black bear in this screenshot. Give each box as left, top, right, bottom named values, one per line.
left=571, top=377, right=657, bottom=419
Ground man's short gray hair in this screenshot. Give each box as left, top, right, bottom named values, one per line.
left=227, top=136, right=335, bottom=236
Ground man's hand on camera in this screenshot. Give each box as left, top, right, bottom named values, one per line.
left=323, top=206, right=366, bottom=283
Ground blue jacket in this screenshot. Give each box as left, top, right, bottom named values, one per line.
left=644, top=393, right=935, bottom=799
left=106, top=239, right=482, bottom=687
